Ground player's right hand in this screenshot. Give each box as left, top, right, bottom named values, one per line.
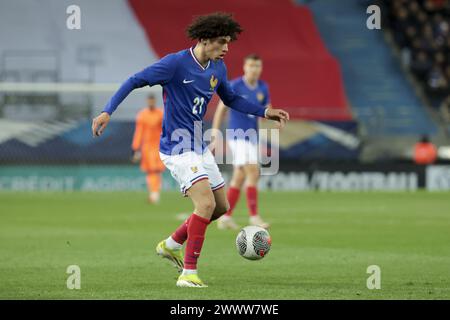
left=265, top=108, right=290, bottom=129
left=92, top=112, right=110, bottom=137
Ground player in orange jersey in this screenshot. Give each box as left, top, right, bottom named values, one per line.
left=132, top=94, right=165, bottom=203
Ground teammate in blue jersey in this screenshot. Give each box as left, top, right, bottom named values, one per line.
left=211, top=54, right=271, bottom=230
left=91, top=12, right=289, bottom=288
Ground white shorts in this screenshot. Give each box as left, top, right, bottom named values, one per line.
left=227, top=139, right=259, bottom=166
left=160, top=149, right=225, bottom=195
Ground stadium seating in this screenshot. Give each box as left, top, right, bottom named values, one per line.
left=381, top=0, right=450, bottom=108
left=128, top=0, right=352, bottom=121
left=305, top=0, right=438, bottom=135
left=0, top=0, right=157, bottom=83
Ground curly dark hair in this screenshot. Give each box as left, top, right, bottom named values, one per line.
left=186, top=12, right=243, bottom=41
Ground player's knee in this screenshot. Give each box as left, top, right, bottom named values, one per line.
left=245, top=166, right=259, bottom=185
left=231, top=171, right=245, bottom=188
left=198, top=197, right=216, bottom=215
left=253, top=168, right=260, bottom=180
left=231, top=176, right=245, bottom=188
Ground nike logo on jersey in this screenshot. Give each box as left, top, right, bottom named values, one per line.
left=183, top=79, right=195, bottom=84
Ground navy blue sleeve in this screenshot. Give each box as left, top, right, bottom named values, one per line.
left=102, top=54, right=177, bottom=115
left=217, top=65, right=267, bottom=118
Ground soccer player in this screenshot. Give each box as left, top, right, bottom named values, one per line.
left=131, top=94, right=165, bottom=204
left=211, top=54, right=271, bottom=230
left=91, top=12, right=289, bottom=288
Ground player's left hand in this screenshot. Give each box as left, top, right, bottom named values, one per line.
left=264, top=108, right=290, bottom=129
left=92, top=112, right=110, bottom=137
left=131, top=151, right=141, bottom=163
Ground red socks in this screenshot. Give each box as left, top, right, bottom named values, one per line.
left=246, top=186, right=258, bottom=216
left=225, top=186, right=241, bottom=216
left=170, top=214, right=210, bottom=270
left=171, top=215, right=191, bottom=245
left=226, top=186, right=258, bottom=217
left=184, top=214, right=210, bottom=270
left=170, top=186, right=258, bottom=271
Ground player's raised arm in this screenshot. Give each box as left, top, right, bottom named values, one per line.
left=92, top=54, right=178, bottom=137
left=216, top=75, right=289, bottom=128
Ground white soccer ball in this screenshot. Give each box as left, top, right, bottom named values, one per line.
left=236, top=226, right=271, bottom=260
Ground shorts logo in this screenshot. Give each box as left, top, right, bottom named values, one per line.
left=190, top=166, right=198, bottom=173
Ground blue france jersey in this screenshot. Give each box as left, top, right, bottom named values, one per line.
left=103, top=47, right=267, bottom=155
left=228, top=77, right=270, bottom=133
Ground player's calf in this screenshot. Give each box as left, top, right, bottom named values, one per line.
left=210, top=200, right=229, bottom=221
left=210, top=184, right=230, bottom=221
left=176, top=180, right=214, bottom=286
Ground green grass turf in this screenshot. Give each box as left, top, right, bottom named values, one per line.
left=0, top=191, right=449, bottom=299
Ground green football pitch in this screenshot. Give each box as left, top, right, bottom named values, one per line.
left=0, top=191, right=449, bottom=299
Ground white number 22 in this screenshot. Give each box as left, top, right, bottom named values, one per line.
left=192, top=97, right=205, bottom=115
